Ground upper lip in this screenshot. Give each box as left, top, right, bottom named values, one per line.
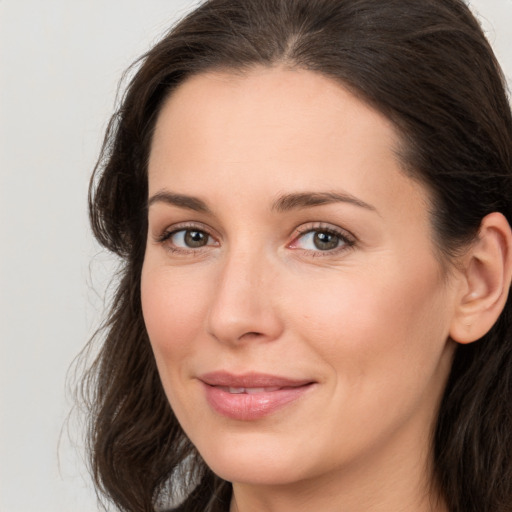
left=199, top=371, right=314, bottom=388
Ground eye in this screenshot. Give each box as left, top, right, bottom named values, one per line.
left=157, top=226, right=217, bottom=251
left=173, top=229, right=211, bottom=248
left=301, top=230, right=340, bottom=250
left=289, top=226, right=355, bottom=253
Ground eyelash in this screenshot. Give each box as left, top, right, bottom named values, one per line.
left=290, top=224, right=356, bottom=256
left=156, top=222, right=218, bottom=255
left=155, top=222, right=356, bottom=256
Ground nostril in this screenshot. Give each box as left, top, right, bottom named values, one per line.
left=239, top=331, right=264, bottom=340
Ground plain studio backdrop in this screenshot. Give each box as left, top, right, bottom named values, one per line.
left=0, top=1, right=511, bottom=511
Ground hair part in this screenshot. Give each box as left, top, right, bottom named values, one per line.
left=85, top=1, right=512, bottom=510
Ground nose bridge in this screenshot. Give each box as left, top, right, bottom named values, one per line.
left=206, top=241, right=282, bottom=344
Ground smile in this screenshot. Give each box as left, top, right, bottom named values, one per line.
left=199, top=372, right=315, bottom=421
left=219, top=386, right=283, bottom=394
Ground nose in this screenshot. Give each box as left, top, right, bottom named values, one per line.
left=206, top=248, right=284, bottom=346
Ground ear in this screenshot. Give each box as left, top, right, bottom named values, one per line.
left=450, top=212, right=512, bottom=344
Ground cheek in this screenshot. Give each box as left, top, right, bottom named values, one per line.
left=288, top=260, right=451, bottom=381
left=141, top=266, right=210, bottom=364
left=285, top=261, right=453, bottom=452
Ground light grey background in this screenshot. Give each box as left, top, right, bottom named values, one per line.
left=1, top=1, right=511, bottom=511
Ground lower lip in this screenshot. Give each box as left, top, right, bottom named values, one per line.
left=202, top=383, right=314, bottom=421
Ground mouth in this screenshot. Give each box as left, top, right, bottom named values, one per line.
left=216, top=386, right=283, bottom=394
left=199, top=371, right=316, bottom=420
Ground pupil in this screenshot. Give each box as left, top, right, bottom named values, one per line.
left=185, top=230, right=207, bottom=247
left=314, top=231, right=339, bottom=250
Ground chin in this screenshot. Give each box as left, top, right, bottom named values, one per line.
left=195, top=431, right=314, bottom=486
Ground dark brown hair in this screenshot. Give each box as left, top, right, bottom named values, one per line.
left=85, top=0, right=512, bottom=511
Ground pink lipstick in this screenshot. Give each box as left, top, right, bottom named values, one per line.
left=199, top=371, right=315, bottom=421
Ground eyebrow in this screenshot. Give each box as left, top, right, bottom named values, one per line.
left=147, top=190, right=211, bottom=213
left=271, top=191, right=377, bottom=213
left=147, top=189, right=377, bottom=214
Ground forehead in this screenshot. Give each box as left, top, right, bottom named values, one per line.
left=150, top=66, right=400, bottom=161
left=147, top=66, right=428, bottom=221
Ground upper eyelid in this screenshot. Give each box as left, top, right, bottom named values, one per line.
left=293, top=222, right=357, bottom=241
left=153, top=221, right=218, bottom=240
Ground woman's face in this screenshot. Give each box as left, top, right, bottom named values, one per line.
left=142, top=67, right=459, bottom=489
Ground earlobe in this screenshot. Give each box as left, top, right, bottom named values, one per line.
left=450, top=212, right=512, bottom=344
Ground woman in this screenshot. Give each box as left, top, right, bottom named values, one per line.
left=85, top=0, right=512, bottom=511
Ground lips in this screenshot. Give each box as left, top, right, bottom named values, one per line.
left=217, top=386, right=281, bottom=394
left=199, top=371, right=315, bottom=420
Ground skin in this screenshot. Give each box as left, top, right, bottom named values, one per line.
left=140, top=67, right=462, bottom=512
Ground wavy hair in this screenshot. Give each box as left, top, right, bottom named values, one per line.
left=84, top=0, right=512, bottom=510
